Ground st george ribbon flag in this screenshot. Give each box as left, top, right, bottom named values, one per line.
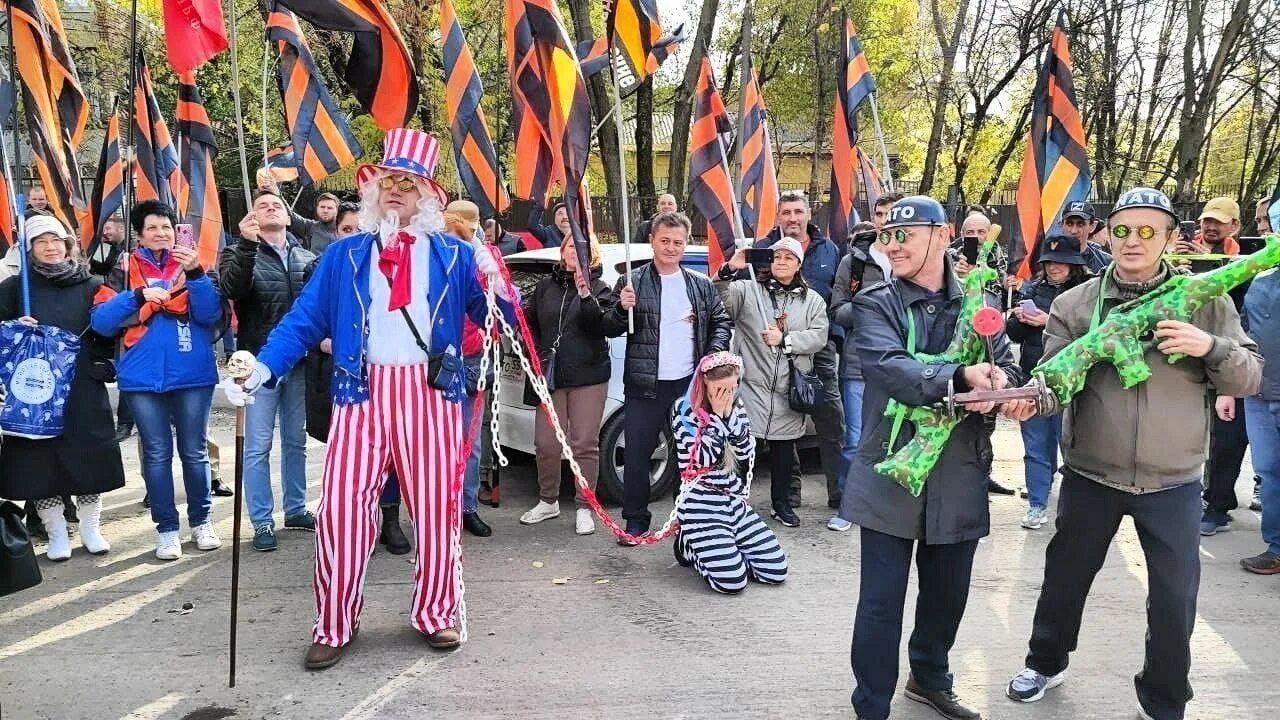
left=440, top=0, right=509, bottom=217
left=273, top=0, right=419, bottom=131
left=687, top=57, right=737, bottom=276
left=1011, top=12, right=1091, bottom=279
left=828, top=13, right=876, bottom=245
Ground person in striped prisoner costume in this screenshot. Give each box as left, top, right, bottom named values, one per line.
left=672, top=351, right=788, bottom=593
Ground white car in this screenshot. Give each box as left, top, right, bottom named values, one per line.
left=497, top=243, right=711, bottom=503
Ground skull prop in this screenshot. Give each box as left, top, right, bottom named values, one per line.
left=225, top=350, right=257, bottom=380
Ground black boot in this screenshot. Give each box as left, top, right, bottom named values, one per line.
left=379, top=504, right=411, bottom=555
left=673, top=529, right=692, bottom=567
left=462, top=511, right=492, bottom=537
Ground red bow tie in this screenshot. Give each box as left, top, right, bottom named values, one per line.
left=377, top=231, right=415, bottom=311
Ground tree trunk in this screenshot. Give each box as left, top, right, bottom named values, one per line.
left=667, top=0, right=722, bottom=206
left=919, top=0, right=971, bottom=194
left=807, top=0, right=833, bottom=200
left=635, top=78, right=655, bottom=213
left=565, top=0, right=624, bottom=217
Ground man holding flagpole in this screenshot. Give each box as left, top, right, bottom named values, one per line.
left=220, top=129, right=512, bottom=669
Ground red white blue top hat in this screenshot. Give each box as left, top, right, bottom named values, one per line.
left=356, top=128, right=449, bottom=206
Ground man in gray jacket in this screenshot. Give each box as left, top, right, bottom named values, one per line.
left=1006, top=187, right=1261, bottom=720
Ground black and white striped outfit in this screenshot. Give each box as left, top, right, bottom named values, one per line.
left=672, top=399, right=788, bottom=593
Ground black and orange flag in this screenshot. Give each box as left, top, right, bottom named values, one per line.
left=688, top=57, right=738, bottom=275
left=266, top=6, right=364, bottom=186
left=273, top=0, right=418, bottom=131
left=605, top=0, right=682, bottom=95
left=506, top=0, right=594, bottom=272
left=1012, top=12, right=1091, bottom=279
left=441, top=0, right=509, bottom=217
left=258, top=144, right=301, bottom=186
left=737, top=63, right=777, bottom=239
left=8, top=0, right=89, bottom=230
left=828, top=13, right=876, bottom=245
left=856, top=146, right=885, bottom=218
left=79, top=107, right=123, bottom=255
left=132, top=50, right=178, bottom=206
left=172, top=71, right=222, bottom=269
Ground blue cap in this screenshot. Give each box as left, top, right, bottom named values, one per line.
left=884, top=196, right=947, bottom=228
left=1110, top=187, right=1176, bottom=221
left=1038, top=235, right=1086, bottom=266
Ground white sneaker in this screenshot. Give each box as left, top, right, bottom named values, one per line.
left=575, top=508, right=595, bottom=535
left=827, top=516, right=853, bottom=532
left=156, top=530, right=182, bottom=561
left=519, top=500, right=560, bottom=525
left=1021, top=506, right=1048, bottom=530
left=77, top=499, right=110, bottom=555
left=37, top=507, right=72, bottom=562
left=191, top=522, right=222, bottom=551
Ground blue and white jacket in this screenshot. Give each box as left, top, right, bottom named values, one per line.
left=256, top=230, right=514, bottom=405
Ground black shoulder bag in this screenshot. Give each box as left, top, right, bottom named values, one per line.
left=1, top=500, right=42, bottom=596
left=373, top=237, right=461, bottom=391
left=767, top=287, right=822, bottom=413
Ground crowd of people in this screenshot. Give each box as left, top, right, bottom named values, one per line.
left=0, top=123, right=1276, bottom=720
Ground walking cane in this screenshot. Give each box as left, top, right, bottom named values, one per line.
left=223, top=353, right=255, bottom=688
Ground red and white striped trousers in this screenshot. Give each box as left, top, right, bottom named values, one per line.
left=313, top=364, right=463, bottom=647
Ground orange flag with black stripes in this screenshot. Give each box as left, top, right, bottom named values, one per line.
left=505, top=0, right=594, bottom=271
left=440, top=0, right=509, bottom=217
left=7, top=0, right=88, bottom=230
left=1012, top=12, right=1091, bottom=279
left=737, top=62, right=777, bottom=239
left=266, top=6, right=363, bottom=186
left=688, top=57, right=738, bottom=275
left=829, top=13, right=876, bottom=245
left=79, top=107, right=123, bottom=254
left=172, top=71, right=222, bottom=269
left=605, top=0, right=682, bottom=95
left=132, top=50, right=179, bottom=206
left=273, top=0, right=417, bottom=131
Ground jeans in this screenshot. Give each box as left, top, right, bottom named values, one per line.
left=1202, top=397, right=1249, bottom=523
left=117, top=392, right=134, bottom=429
left=623, top=376, right=692, bottom=531
left=1245, top=397, right=1280, bottom=555
left=243, top=366, right=308, bottom=529
left=850, top=527, right=979, bottom=720
left=1020, top=414, right=1062, bottom=509
left=127, top=387, right=215, bottom=533
left=380, top=392, right=482, bottom=514
left=838, top=378, right=865, bottom=498
left=1026, top=472, right=1201, bottom=720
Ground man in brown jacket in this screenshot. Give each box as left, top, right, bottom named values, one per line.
left=1005, top=187, right=1261, bottom=720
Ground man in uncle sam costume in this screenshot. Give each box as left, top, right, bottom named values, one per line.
left=221, top=129, right=513, bottom=669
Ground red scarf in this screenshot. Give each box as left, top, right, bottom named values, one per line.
left=377, top=231, right=415, bottom=311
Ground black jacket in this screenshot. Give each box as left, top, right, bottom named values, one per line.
left=1005, top=271, right=1088, bottom=372
left=601, top=263, right=732, bottom=398
left=523, top=265, right=615, bottom=389
left=839, top=264, right=1027, bottom=545
left=217, top=234, right=316, bottom=354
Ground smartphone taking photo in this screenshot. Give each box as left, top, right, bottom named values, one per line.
left=175, top=223, right=196, bottom=251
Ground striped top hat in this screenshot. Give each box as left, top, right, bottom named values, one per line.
left=356, top=128, right=449, bottom=206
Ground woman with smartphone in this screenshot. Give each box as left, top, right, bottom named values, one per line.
left=1005, top=235, right=1089, bottom=530
left=716, top=239, right=829, bottom=528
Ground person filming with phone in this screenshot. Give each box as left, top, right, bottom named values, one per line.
left=218, top=188, right=319, bottom=551
left=1005, top=235, right=1089, bottom=530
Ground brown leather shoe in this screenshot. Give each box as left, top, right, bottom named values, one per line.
left=304, top=642, right=346, bottom=670
left=424, top=627, right=461, bottom=649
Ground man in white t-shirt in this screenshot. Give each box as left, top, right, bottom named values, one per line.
left=603, top=212, right=733, bottom=543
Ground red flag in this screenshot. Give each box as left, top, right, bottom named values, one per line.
left=162, top=0, right=228, bottom=73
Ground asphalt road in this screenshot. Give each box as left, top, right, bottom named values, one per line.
left=1, top=411, right=1276, bottom=720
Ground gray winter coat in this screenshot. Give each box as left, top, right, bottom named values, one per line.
left=716, top=277, right=829, bottom=440
left=831, top=249, right=886, bottom=381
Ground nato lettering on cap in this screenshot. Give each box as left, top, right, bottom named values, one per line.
left=1063, top=201, right=1094, bottom=220
left=884, top=196, right=947, bottom=229
left=1110, top=187, right=1176, bottom=221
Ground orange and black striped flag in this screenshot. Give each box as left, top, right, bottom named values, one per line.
left=505, top=0, right=594, bottom=272
left=258, top=144, right=301, bottom=186
left=737, top=62, right=777, bottom=239
left=132, top=50, right=178, bottom=206
left=1012, top=12, right=1091, bottom=279
left=172, top=71, right=222, bottom=269
left=266, top=6, right=364, bottom=186
left=605, top=0, right=682, bottom=95
left=440, top=0, right=509, bottom=217
left=78, top=107, right=123, bottom=254
left=828, top=13, right=875, bottom=244
left=856, top=146, right=885, bottom=219
left=0, top=124, right=14, bottom=250
left=8, top=0, right=89, bottom=230
left=272, top=0, right=417, bottom=131
left=688, top=57, right=737, bottom=275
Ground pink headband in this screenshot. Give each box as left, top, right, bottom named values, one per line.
left=699, top=351, right=743, bottom=374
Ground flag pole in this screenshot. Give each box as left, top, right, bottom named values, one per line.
left=609, top=56, right=634, bottom=333
left=0, top=7, right=27, bottom=316
left=227, top=0, right=253, bottom=199
left=735, top=0, right=753, bottom=238
left=122, top=0, right=139, bottom=293
left=4, top=2, right=20, bottom=192
left=260, top=36, right=270, bottom=170
left=868, top=92, right=894, bottom=192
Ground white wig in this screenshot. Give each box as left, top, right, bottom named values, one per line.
left=356, top=177, right=446, bottom=240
